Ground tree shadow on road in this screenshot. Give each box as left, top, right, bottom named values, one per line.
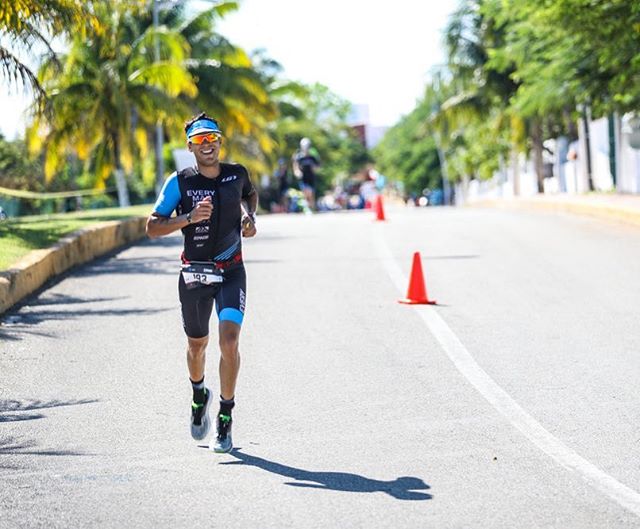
left=0, top=435, right=89, bottom=457
left=0, top=398, right=99, bottom=423
left=220, top=449, right=432, bottom=501
left=0, top=399, right=99, bottom=467
left=76, top=255, right=178, bottom=277
left=0, top=297, right=170, bottom=340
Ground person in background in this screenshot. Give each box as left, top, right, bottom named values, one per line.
left=274, top=157, right=290, bottom=212
left=292, top=137, right=320, bottom=211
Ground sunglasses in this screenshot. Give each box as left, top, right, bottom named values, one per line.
left=189, top=132, right=222, bottom=145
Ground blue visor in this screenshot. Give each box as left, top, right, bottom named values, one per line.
left=186, top=118, right=222, bottom=139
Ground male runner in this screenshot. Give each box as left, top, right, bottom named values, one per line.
left=293, top=137, right=320, bottom=210
left=146, top=112, right=257, bottom=453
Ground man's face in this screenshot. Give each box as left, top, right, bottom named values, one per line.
left=188, top=133, right=221, bottom=166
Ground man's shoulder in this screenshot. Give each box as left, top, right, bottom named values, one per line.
left=221, top=162, right=249, bottom=178
left=221, top=162, right=247, bottom=172
left=177, top=166, right=199, bottom=179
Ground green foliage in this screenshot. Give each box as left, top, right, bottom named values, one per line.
left=373, top=105, right=441, bottom=195
left=0, top=135, right=44, bottom=191
left=507, top=0, right=640, bottom=114
left=0, top=0, right=101, bottom=107
left=266, top=81, right=371, bottom=193
left=0, top=204, right=149, bottom=269
left=28, top=1, right=197, bottom=206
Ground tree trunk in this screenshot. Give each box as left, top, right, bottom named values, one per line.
left=435, top=143, right=451, bottom=205
left=154, top=121, right=165, bottom=195
left=112, top=132, right=130, bottom=207
left=511, top=147, right=520, bottom=196
left=531, top=119, right=545, bottom=193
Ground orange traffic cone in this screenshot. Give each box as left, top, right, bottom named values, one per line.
left=374, top=194, right=386, bottom=221
left=398, top=252, right=436, bottom=305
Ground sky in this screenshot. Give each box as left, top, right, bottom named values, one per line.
left=215, top=0, right=458, bottom=126
left=0, top=0, right=458, bottom=139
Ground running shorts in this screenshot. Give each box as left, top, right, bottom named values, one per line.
left=178, top=265, right=246, bottom=338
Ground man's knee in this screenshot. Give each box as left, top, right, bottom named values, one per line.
left=188, top=335, right=208, bottom=357
left=219, top=324, right=240, bottom=357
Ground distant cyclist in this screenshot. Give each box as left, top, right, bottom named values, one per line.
left=292, top=137, right=320, bottom=210
left=146, top=112, right=257, bottom=453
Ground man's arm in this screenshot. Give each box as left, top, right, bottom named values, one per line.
left=146, top=212, right=190, bottom=239
left=146, top=195, right=213, bottom=239
left=242, top=188, right=258, bottom=217
left=241, top=188, right=258, bottom=238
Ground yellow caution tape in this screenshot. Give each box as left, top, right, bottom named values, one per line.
left=0, top=185, right=115, bottom=199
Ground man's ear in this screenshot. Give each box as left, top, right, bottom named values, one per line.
left=187, top=142, right=193, bottom=153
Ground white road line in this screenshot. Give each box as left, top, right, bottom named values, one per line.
left=372, top=228, right=640, bottom=517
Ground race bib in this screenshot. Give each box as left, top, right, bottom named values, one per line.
left=181, top=264, right=224, bottom=288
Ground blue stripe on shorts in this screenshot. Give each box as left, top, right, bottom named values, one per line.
left=218, top=307, right=244, bottom=325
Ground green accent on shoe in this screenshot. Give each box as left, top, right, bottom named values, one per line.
left=219, top=413, right=231, bottom=423
left=192, top=401, right=204, bottom=409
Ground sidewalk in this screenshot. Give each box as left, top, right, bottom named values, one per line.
left=469, top=193, right=640, bottom=228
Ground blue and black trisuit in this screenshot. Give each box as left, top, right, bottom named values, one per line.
left=153, top=164, right=256, bottom=338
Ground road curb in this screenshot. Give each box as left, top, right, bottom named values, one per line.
left=468, top=197, right=640, bottom=227
left=0, top=216, right=147, bottom=314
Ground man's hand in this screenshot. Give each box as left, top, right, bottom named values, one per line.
left=241, top=213, right=257, bottom=238
left=190, top=195, right=213, bottom=223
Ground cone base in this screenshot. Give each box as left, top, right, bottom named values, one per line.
left=398, top=299, right=437, bottom=305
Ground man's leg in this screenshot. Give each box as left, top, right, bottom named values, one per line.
left=210, top=321, right=240, bottom=453
left=179, top=275, right=216, bottom=441
left=211, top=266, right=246, bottom=453
left=187, top=335, right=209, bottom=382
left=187, top=335, right=213, bottom=440
left=218, top=321, right=241, bottom=400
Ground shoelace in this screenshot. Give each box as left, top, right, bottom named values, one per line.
left=191, top=399, right=206, bottom=425
left=217, top=413, right=231, bottom=438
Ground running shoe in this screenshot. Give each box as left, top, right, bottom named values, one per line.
left=210, top=412, right=232, bottom=453
left=190, top=387, right=211, bottom=441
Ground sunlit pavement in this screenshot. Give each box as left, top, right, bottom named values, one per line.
left=2, top=204, right=640, bottom=528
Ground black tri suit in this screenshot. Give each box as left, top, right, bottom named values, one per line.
left=152, top=163, right=256, bottom=337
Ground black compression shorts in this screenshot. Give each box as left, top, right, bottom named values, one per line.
left=178, top=265, right=246, bottom=338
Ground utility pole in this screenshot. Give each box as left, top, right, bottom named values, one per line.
left=152, top=0, right=165, bottom=194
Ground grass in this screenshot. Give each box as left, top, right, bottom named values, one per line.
left=0, top=204, right=152, bottom=270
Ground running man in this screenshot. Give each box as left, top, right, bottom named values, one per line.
left=146, top=112, right=258, bottom=453
left=292, top=137, right=320, bottom=210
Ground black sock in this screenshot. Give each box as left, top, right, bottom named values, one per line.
left=219, top=396, right=235, bottom=417
left=190, top=377, right=206, bottom=404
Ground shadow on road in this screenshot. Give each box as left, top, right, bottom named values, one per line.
left=0, top=399, right=98, bottom=466
left=76, top=255, right=178, bottom=277
left=1, top=299, right=170, bottom=340
left=0, top=398, right=99, bottom=423
left=0, top=436, right=89, bottom=457
left=220, top=449, right=432, bottom=501
left=26, top=293, right=126, bottom=307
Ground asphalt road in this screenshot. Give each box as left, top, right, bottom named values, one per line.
left=1, top=205, right=640, bottom=528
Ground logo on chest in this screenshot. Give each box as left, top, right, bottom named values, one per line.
left=221, top=175, right=238, bottom=183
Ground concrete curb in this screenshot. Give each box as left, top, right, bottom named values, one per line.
left=0, top=216, right=147, bottom=314
left=468, top=197, right=640, bottom=228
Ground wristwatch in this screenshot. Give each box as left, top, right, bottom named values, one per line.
left=186, top=212, right=192, bottom=224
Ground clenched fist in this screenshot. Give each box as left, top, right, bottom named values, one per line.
left=190, top=195, right=213, bottom=223
left=241, top=213, right=257, bottom=238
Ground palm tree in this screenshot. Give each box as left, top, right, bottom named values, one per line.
left=28, top=2, right=196, bottom=207
left=0, top=0, right=97, bottom=110
left=160, top=2, right=279, bottom=176
left=437, top=0, right=521, bottom=191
